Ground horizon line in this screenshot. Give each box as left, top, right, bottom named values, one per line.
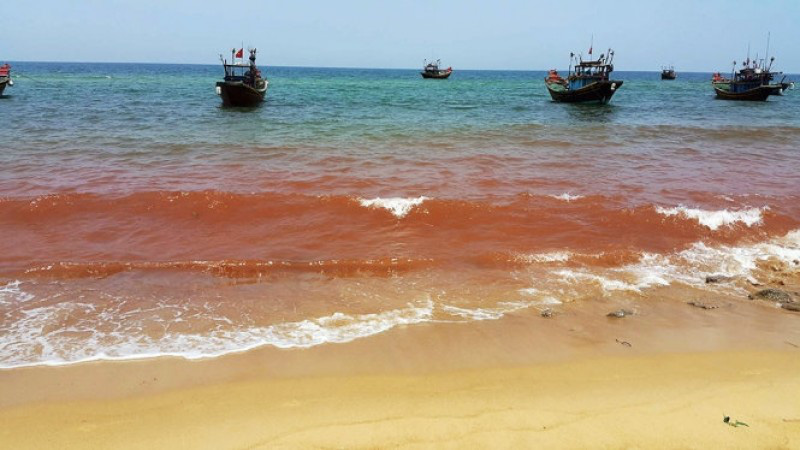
left=6, top=59, right=791, bottom=74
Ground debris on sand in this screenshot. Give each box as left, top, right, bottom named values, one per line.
left=781, top=303, right=800, bottom=312
left=723, top=415, right=749, bottom=428
left=705, top=274, right=734, bottom=284
left=607, top=309, right=635, bottom=318
left=687, top=300, right=722, bottom=310
left=748, top=288, right=792, bottom=304
left=615, top=338, right=631, bottom=347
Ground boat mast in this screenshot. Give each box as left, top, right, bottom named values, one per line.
left=765, top=32, right=771, bottom=71
left=568, top=52, right=574, bottom=77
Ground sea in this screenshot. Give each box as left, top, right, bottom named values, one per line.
left=1, top=62, right=799, bottom=368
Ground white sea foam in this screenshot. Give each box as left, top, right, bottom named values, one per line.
left=441, top=299, right=551, bottom=321
left=0, top=281, right=33, bottom=306
left=655, top=205, right=767, bottom=230
left=518, top=287, right=540, bottom=296
left=358, top=196, right=429, bottom=218
left=515, top=252, right=571, bottom=263
left=551, top=230, right=800, bottom=295
left=554, top=269, right=648, bottom=293
left=0, top=299, right=435, bottom=369
left=549, top=193, right=584, bottom=202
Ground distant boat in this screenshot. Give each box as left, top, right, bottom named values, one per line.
left=215, top=48, right=268, bottom=107
left=421, top=59, right=452, bottom=79
left=545, top=49, right=623, bottom=104
left=661, top=66, right=676, bottom=80
left=0, top=64, right=13, bottom=96
left=712, top=56, right=787, bottom=101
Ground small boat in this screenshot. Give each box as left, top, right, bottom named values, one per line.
left=215, top=48, right=268, bottom=107
left=545, top=49, right=623, bottom=104
left=0, top=64, right=13, bottom=96
left=712, top=57, right=785, bottom=101
left=661, top=66, right=677, bottom=80
left=421, top=60, right=452, bottom=79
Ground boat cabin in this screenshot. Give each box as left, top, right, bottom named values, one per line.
left=568, top=57, right=613, bottom=90
left=220, top=49, right=262, bottom=88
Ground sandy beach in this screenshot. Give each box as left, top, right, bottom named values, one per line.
left=2, top=294, right=799, bottom=449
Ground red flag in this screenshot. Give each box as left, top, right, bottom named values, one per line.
left=235, top=48, right=243, bottom=59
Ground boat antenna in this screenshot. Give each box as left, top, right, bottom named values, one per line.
left=746, top=42, right=751, bottom=67
left=765, top=32, right=771, bottom=70
left=568, top=52, right=574, bottom=76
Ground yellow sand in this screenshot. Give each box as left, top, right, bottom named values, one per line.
left=1, top=350, right=799, bottom=449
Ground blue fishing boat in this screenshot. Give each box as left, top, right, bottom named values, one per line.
left=712, top=57, right=787, bottom=101
left=545, top=49, right=622, bottom=104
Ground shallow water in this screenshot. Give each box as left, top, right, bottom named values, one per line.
left=1, top=63, right=799, bottom=367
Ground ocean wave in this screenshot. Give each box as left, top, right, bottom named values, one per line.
left=441, top=300, right=539, bottom=321
left=549, top=193, right=584, bottom=202
left=3, top=230, right=799, bottom=369
left=0, top=297, right=436, bottom=369
left=655, top=205, right=767, bottom=230
left=514, top=252, right=572, bottom=263
left=357, top=196, right=429, bottom=218
left=550, top=229, right=800, bottom=295
left=0, top=281, right=34, bottom=306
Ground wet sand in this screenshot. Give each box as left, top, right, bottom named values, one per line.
left=2, top=295, right=799, bottom=449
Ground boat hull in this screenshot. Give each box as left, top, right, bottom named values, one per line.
left=546, top=80, right=623, bottom=104
left=661, top=73, right=676, bottom=80
left=421, top=71, right=452, bottom=79
left=0, top=79, right=8, bottom=96
left=216, top=81, right=267, bottom=107
left=712, top=84, right=772, bottom=101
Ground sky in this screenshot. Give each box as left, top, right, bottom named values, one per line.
left=3, top=0, right=799, bottom=72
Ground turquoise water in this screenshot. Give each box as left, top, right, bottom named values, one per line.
left=2, top=62, right=798, bottom=198
left=3, top=63, right=799, bottom=151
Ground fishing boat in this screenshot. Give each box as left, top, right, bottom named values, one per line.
left=712, top=57, right=785, bottom=101
left=661, top=66, right=676, bottom=80
left=545, top=49, right=623, bottom=104
left=0, top=64, right=13, bottom=96
left=421, top=60, right=452, bottom=79
left=215, top=48, right=268, bottom=107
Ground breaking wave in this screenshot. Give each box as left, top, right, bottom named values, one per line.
left=655, top=205, right=767, bottom=231
left=358, top=196, right=429, bottom=218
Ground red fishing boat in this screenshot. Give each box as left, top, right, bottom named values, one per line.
left=0, top=64, right=13, bottom=96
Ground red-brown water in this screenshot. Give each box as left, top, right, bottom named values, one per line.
left=2, top=65, right=799, bottom=367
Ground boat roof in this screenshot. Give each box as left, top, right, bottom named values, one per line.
left=577, top=60, right=609, bottom=67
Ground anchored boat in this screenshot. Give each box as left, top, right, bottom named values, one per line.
left=421, top=59, right=452, bottom=79
left=216, top=48, right=268, bottom=107
left=661, top=66, right=677, bottom=80
left=0, top=64, right=13, bottom=96
left=545, top=49, right=623, bottom=104
left=712, top=57, right=787, bottom=101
